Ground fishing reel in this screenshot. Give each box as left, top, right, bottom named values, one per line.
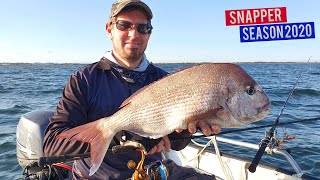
left=259, top=129, right=296, bottom=154
left=21, top=161, right=71, bottom=180
left=112, top=141, right=169, bottom=180
left=258, top=131, right=277, bottom=154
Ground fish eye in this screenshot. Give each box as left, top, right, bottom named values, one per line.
left=246, top=86, right=256, bottom=95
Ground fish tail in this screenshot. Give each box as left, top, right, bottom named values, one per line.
left=56, top=118, right=116, bottom=176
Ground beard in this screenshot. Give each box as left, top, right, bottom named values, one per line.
left=111, top=35, right=150, bottom=67
left=123, top=48, right=143, bottom=62
left=116, top=44, right=147, bottom=64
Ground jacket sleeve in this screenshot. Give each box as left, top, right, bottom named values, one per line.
left=43, top=72, right=91, bottom=157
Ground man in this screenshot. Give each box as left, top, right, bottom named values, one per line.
left=43, top=0, right=220, bottom=179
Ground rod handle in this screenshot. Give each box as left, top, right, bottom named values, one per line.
left=248, top=139, right=268, bottom=173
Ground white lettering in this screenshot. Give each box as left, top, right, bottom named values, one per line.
left=305, top=24, right=312, bottom=37
left=237, top=11, right=245, bottom=24
left=260, top=9, right=267, bottom=22
left=253, top=10, right=260, bottom=23
left=275, top=8, right=282, bottom=21
left=263, top=26, right=269, bottom=39
left=268, top=9, right=274, bottom=22
left=270, top=26, right=276, bottom=39
left=292, top=25, right=298, bottom=38
left=242, top=27, right=249, bottom=40
left=276, top=26, right=284, bottom=38
left=230, top=8, right=284, bottom=25
left=285, top=25, right=291, bottom=38
left=249, top=27, right=255, bottom=40
left=246, top=10, right=253, bottom=23
left=256, top=27, right=262, bottom=40
left=229, top=11, right=237, bottom=24
left=241, top=23, right=315, bottom=42
left=299, top=24, right=305, bottom=38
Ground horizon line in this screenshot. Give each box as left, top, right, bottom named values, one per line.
left=1, top=61, right=319, bottom=65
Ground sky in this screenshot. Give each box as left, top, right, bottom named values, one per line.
left=0, top=0, right=319, bottom=64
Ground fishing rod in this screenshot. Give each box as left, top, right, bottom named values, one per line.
left=247, top=57, right=311, bottom=173
left=37, top=152, right=91, bottom=167
left=31, top=144, right=146, bottom=168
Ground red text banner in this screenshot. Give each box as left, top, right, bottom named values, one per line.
left=225, top=7, right=287, bottom=26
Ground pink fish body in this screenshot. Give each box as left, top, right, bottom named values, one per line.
left=57, top=63, right=270, bottom=175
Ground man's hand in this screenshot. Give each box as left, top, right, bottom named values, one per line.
left=187, top=121, right=221, bottom=136
left=147, top=136, right=171, bottom=155
left=147, top=122, right=221, bottom=155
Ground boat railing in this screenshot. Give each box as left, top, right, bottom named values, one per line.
left=192, top=132, right=303, bottom=176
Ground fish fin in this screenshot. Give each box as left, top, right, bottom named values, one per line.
left=88, top=133, right=113, bottom=176
left=56, top=119, right=115, bottom=176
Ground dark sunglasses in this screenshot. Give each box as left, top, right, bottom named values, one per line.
left=115, top=20, right=153, bottom=34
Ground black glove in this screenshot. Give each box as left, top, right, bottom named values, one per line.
left=168, top=130, right=192, bottom=151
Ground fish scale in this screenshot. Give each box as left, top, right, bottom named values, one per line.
left=124, top=85, right=221, bottom=135
left=57, top=63, right=270, bottom=176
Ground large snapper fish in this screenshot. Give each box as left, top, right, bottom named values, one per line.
left=57, top=63, right=270, bottom=175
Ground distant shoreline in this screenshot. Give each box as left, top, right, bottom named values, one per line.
left=0, top=61, right=319, bottom=65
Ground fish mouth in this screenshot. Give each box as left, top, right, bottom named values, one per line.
left=253, top=101, right=271, bottom=121
left=259, top=102, right=271, bottom=113
left=225, top=101, right=271, bottom=127
left=237, top=102, right=271, bottom=126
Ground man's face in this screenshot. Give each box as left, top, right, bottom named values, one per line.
left=107, top=10, right=151, bottom=66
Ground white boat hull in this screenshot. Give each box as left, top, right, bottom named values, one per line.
left=164, top=135, right=309, bottom=180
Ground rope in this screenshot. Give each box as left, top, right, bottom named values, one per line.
left=211, top=136, right=233, bottom=180
left=178, top=138, right=213, bottom=162
left=179, top=137, right=234, bottom=180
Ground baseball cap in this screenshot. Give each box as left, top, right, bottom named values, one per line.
left=109, top=0, right=153, bottom=20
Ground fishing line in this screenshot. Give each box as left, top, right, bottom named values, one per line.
left=191, top=117, right=319, bottom=139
